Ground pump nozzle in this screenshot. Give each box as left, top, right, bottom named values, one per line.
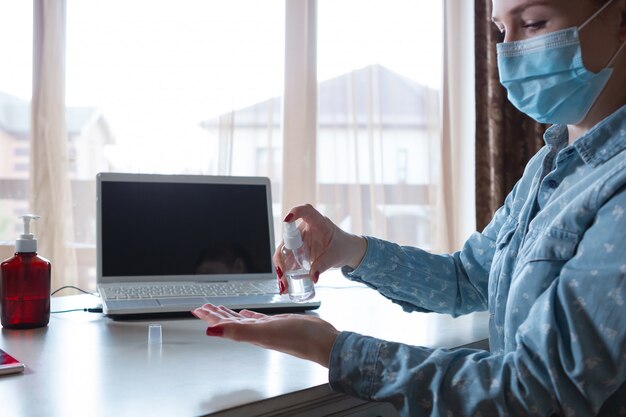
left=283, top=221, right=303, bottom=250
left=21, top=214, right=40, bottom=238
left=16, top=214, right=40, bottom=253
left=282, top=221, right=310, bottom=271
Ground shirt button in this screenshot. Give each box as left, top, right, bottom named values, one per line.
left=545, top=179, right=559, bottom=188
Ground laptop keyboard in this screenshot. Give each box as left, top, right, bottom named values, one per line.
left=101, top=281, right=279, bottom=300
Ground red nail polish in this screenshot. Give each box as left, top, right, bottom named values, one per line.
left=314, top=270, right=320, bottom=283
left=283, top=213, right=294, bottom=223
left=275, top=266, right=283, bottom=279
left=278, top=280, right=286, bottom=294
left=206, top=326, right=224, bottom=337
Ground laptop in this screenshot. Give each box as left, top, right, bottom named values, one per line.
left=96, top=172, right=320, bottom=317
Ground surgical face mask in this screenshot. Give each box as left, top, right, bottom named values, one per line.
left=496, top=0, right=626, bottom=125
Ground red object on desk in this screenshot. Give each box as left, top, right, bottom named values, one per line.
left=1, top=252, right=51, bottom=329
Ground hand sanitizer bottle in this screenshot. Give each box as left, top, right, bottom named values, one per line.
left=1, top=215, right=51, bottom=329
left=281, top=221, right=315, bottom=302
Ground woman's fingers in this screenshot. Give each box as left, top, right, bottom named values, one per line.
left=239, top=309, right=267, bottom=319
left=194, top=303, right=340, bottom=367
left=273, top=242, right=288, bottom=294
left=285, top=203, right=325, bottom=225
left=279, top=204, right=365, bottom=284
left=216, top=305, right=245, bottom=319
left=194, top=304, right=270, bottom=324
left=193, top=304, right=216, bottom=319
left=280, top=204, right=334, bottom=282
left=278, top=205, right=322, bottom=291
left=193, top=304, right=239, bottom=324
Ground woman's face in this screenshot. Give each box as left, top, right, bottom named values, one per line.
left=492, top=0, right=626, bottom=72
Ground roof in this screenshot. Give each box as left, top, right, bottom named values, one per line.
left=200, top=64, right=439, bottom=129
left=0, top=91, right=109, bottom=139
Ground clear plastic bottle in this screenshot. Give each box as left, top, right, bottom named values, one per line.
left=1, top=215, right=51, bottom=329
left=281, top=221, right=315, bottom=303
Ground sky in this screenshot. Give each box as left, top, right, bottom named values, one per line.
left=0, top=1, right=32, bottom=100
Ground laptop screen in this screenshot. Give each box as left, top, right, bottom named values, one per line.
left=97, top=174, right=275, bottom=282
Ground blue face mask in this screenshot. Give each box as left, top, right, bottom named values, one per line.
left=496, top=0, right=625, bottom=125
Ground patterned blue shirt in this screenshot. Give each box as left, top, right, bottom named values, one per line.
left=329, top=105, right=626, bottom=416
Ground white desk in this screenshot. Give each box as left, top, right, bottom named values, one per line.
left=0, top=273, right=489, bottom=417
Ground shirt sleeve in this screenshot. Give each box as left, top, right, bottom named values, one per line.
left=329, top=187, right=626, bottom=417
left=341, top=186, right=518, bottom=317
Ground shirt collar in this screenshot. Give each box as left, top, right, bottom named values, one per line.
left=542, top=104, right=626, bottom=166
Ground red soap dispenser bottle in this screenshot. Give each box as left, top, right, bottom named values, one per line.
left=1, top=214, right=51, bottom=329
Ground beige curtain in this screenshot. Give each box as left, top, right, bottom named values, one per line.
left=317, top=65, right=442, bottom=250
left=26, top=0, right=469, bottom=290
left=282, top=0, right=318, bottom=212
left=316, top=0, right=474, bottom=252
left=217, top=111, right=235, bottom=175
left=474, top=0, right=545, bottom=230
left=31, top=0, right=77, bottom=291
left=435, top=0, right=476, bottom=252
left=206, top=0, right=474, bottom=253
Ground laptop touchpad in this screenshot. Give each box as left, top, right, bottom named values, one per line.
left=156, top=297, right=208, bottom=306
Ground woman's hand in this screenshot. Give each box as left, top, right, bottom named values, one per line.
left=273, top=204, right=367, bottom=293
left=193, top=304, right=340, bottom=368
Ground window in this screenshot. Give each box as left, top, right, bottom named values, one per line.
left=1, top=0, right=454, bottom=290
left=316, top=0, right=443, bottom=247
left=66, top=0, right=284, bottom=177
left=396, top=149, right=409, bottom=184
left=65, top=0, right=285, bottom=285
left=0, top=1, right=32, bottom=250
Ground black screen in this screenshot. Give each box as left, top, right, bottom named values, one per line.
left=101, top=180, right=272, bottom=277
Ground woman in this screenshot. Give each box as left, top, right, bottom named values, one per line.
left=193, top=0, right=626, bottom=415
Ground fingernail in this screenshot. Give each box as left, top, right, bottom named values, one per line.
left=275, top=265, right=283, bottom=279
left=283, top=213, right=294, bottom=223
left=313, top=270, right=320, bottom=283
left=192, top=308, right=206, bottom=319
left=278, top=279, right=286, bottom=294
left=206, top=326, right=224, bottom=337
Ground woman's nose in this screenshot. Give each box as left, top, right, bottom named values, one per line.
left=502, top=30, right=520, bottom=43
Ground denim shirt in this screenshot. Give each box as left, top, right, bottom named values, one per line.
left=329, top=105, right=626, bottom=416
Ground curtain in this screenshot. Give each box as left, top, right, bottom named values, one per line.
left=215, top=0, right=453, bottom=252
left=217, top=111, right=235, bottom=175
left=435, top=0, right=477, bottom=252
left=31, top=0, right=77, bottom=291
left=474, top=0, right=545, bottom=231
left=310, top=1, right=455, bottom=252
left=282, top=0, right=317, bottom=212
left=315, top=63, right=444, bottom=250
left=21, top=0, right=466, bottom=290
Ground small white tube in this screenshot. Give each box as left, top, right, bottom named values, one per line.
left=148, top=324, right=162, bottom=345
